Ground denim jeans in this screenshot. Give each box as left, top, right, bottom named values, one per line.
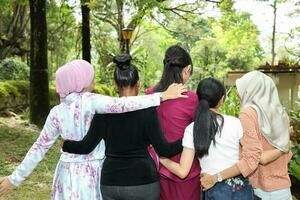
left=100, top=181, right=160, bottom=200
left=202, top=175, right=254, bottom=200
left=254, top=188, right=292, bottom=200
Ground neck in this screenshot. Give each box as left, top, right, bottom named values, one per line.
left=119, top=87, right=137, bottom=97
left=210, top=108, right=218, bottom=113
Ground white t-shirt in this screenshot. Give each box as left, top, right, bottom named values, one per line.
left=182, top=114, right=243, bottom=175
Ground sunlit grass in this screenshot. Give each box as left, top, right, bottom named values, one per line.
left=0, top=118, right=61, bottom=200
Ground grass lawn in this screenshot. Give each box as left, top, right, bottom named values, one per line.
left=0, top=117, right=299, bottom=200
left=0, top=117, right=61, bottom=200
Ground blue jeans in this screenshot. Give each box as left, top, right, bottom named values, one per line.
left=203, top=175, right=254, bottom=200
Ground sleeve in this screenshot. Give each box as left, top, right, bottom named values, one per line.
left=89, top=93, right=161, bottom=114
left=182, top=123, right=195, bottom=150
left=237, top=109, right=263, bottom=177
left=145, top=108, right=183, bottom=157
left=62, top=115, right=105, bottom=154
left=8, top=109, right=60, bottom=187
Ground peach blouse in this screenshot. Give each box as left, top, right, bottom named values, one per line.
left=237, top=107, right=292, bottom=192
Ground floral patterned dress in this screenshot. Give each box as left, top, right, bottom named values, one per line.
left=8, top=92, right=160, bottom=200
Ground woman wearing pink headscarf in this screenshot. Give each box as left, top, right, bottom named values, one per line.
left=0, top=59, right=187, bottom=200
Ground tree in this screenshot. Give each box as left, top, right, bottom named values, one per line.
left=271, top=0, right=277, bottom=66
left=81, top=0, right=91, bottom=62
left=90, top=0, right=203, bottom=52
left=29, top=0, right=49, bottom=127
left=47, top=1, right=79, bottom=78
left=0, top=1, right=30, bottom=60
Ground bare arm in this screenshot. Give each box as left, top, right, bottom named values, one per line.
left=202, top=108, right=262, bottom=190
left=260, top=149, right=283, bottom=165
left=159, top=147, right=195, bottom=179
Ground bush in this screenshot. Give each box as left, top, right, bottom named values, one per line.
left=288, top=101, right=300, bottom=181
left=220, top=86, right=240, bottom=117
left=0, top=81, right=113, bottom=112
left=0, top=58, right=29, bottom=80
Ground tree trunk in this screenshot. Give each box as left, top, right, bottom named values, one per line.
left=271, top=0, right=277, bottom=67
left=116, top=0, right=125, bottom=53
left=81, top=0, right=91, bottom=62
left=29, top=0, right=49, bottom=127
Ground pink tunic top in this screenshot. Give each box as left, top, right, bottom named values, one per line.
left=237, top=107, right=292, bottom=192
left=147, top=88, right=201, bottom=182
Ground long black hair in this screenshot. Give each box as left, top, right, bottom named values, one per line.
left=113, top=54, right=139, bottom=88
left=193, top=77, right=225, bottom=158
left=154, top=45, right=193, bottom=92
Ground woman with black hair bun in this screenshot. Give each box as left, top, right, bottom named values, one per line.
left=147, top=45, right=201, bottom=200
left=61, top=54, right=184, bottom=200
left=159, top=77, right=254, bottom=200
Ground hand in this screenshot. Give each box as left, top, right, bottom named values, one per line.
left=200, top=173, right=217, bottom=191
left=0, top=177, right=15, bottom=196
left=161, top=83, right=188, bottom=101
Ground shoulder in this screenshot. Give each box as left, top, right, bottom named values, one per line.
left=222, top=114, right=243, bottom=137
left=185, top=122, right=194, bottom=133
left=239, top=107, right=258, bottom=120
left=186, top=91, right=197, bottom=98
left=182, top=122, right=195, bottom=148
left=143, top=107, right=157, bottom=116
left=48, top=105, right=61, bottom=118
left=223, top=114, right=240, bottom=124
left=183, top=91, right=198, bottom=104
left=92, top=113, right=107, bottom=121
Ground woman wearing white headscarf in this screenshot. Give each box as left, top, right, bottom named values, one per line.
left=201, top=71, right=292, bottom=200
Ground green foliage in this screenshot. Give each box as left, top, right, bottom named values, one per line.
left=0, top=58, right=29, bottom=80
left=0, top=81, right=113, bottom=112
left=289, top=143, right=300, bottom=181
left=0, top=80, right=29, bottom=110
left=219, top=87, right=241, bottom=117
left=289, top=102, right=300, bottom=144
left=93, top=84, right=114, bottom=96
left=288, top=101, right=300, bottom=181
left=47, top=1, right=79, bottom=79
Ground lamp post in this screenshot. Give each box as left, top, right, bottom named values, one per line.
left=122, top=27, right=133, bottom=54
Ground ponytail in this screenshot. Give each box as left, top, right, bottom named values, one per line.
left=193, top=78, right=225, bottom=158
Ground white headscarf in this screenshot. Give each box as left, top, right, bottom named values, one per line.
left=236, top=70, right=290, bottom=152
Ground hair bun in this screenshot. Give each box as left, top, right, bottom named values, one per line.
left=163, top=57, right=183, bottom=68
left=113, top=54, right=131, bottom=70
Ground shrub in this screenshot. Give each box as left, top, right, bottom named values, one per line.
left=220, top=86, right=240, bottom=117
left=288, top=101, right=300, bottom=181
left=0, top=81, right=113, bottom=112
left=0, top=58, right=29, bottom=80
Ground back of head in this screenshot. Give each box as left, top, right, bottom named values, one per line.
left=154, top=45, right=193, bottom=92
left=236, top=71, right=290, bottom=152
left=236, top=70, right=279, bottom=107
left=55, top=59, right=94, bottom=99
left=193, top=77, right=225, bottom=158
left=113, top=54, right=139, bottom=88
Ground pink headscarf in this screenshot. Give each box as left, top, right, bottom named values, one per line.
left=55, top=59, right=94, bottom=98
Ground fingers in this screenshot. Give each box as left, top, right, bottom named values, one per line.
left=179, top=95, right=188, bottom=98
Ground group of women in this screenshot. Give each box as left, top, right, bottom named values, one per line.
left=0, top=45, right=292, bottom=200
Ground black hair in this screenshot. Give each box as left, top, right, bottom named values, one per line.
left=113, top=54, right=139, bottom=88
left=193, top=77, right=225, bottom=158
left=154, top=45, right=193, bottom=92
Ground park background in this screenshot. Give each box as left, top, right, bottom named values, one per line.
left=0, top=0, right=300, bottom=199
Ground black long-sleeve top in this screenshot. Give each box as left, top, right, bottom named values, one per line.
left=62, top=108, right=183, bottom=186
